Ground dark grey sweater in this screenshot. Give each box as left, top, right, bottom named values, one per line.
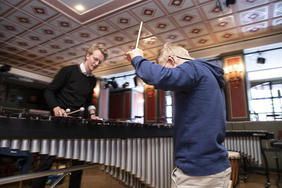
left=44, top=65, right=96, bottom=114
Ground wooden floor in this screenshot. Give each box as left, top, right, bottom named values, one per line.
left=0, top=168, right=280, bottom=188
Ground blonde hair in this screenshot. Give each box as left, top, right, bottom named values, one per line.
left=156, top=43, right=191, bottom=64
left=86, top=44, right=108, bottom=60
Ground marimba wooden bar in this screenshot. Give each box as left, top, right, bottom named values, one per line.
left=0, top=114, right=174, bottom=188
left=0, top=113, right=275, bottom=188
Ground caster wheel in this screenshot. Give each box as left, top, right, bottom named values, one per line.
left=265, top=182, right=270, bottom=188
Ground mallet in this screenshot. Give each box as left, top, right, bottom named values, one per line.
left=66, top=107, right=85, bottom=115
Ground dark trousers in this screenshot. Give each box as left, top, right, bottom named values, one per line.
left=19, top=153, right=35, bottom=174
left=69, top=160, right=84, bottom=188
left=31, top=155, right=83, bottom=188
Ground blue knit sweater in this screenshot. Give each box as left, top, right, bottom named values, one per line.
left=131, top=56, right=231, bottom=176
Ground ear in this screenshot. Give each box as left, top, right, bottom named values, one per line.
left=168, top=56, right=175, bottom=65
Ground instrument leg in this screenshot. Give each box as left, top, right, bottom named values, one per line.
left=69, top=160, right=84, bottom=188
left=31, top=155, right=56, bottom=188
left=260, top=138, right=270, bottom=187
left=274, top=156, right=281, bottom=187
left=242, top=139, right=271, bottom=187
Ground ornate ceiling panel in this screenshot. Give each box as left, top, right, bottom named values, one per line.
left=0, top=0, right=281, bottom=81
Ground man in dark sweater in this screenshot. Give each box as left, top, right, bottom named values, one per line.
left=126, top=43, right=231, bottom=188
left=31, top=44, right=108, bottom=188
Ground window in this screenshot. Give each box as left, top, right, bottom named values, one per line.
left=244, top=42, right=282, bottom=121
left=165, top=91, right=173, bottom=123
left=250, top=81, right=282, bottom=121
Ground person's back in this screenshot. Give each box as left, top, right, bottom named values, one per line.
left=126, top=42, right=231, bottom=188
left=172, top=59, right=230, bottom=176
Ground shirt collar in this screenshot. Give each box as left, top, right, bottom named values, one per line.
left=80, top=62, right=93, bottom=77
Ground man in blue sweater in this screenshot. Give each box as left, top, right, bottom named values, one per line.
left=126, top=43, right=231, bottom=188
left=32, top=44, right=108, bottom=188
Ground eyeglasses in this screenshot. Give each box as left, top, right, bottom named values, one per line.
left=175, top=56, right=194, bottom=61
left=164, top=55, right=193, bottom=67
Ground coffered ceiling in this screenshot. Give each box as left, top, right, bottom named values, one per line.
left=0, top=0, right=281, bottom=84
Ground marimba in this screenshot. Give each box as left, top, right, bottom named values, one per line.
left=0, top=113, right=174, bottom=188
left=224, top=130, right=274, bottom=165
left=270, top=139, right=282, bottom=187
left=0, top=112, right=275, bottom=188
left=223, top=130, right=274, bottom=187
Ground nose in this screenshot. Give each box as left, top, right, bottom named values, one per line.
left=93, top=61, right=99, bottom=66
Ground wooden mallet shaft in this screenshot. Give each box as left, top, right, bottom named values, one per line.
left=66, top=107, right=84, bottom=115
left=135, top=21, right=143, bottom=49
left=66, top=109, right=80, bottom=115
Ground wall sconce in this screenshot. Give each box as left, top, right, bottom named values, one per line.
left=224, top=64, right=243, bottom=88
left=146, top=87, right=155, bottom=98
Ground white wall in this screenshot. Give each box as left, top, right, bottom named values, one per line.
left=244, top=42, right=282, bottom=82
